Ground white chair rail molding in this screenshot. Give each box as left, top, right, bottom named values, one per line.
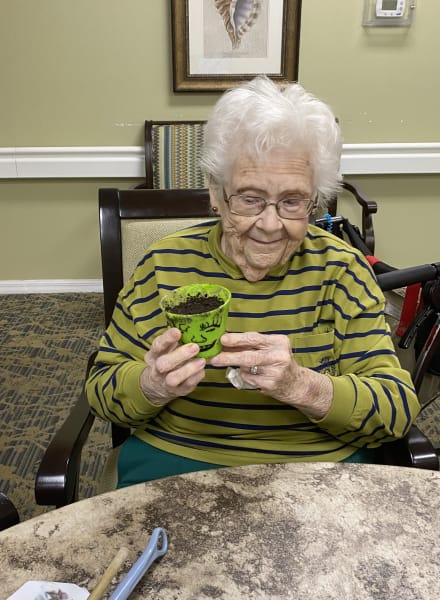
left=2, top=143, right=440, bottom=178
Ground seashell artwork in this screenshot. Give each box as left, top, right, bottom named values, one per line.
left=213, top=0, right=261, bottom=49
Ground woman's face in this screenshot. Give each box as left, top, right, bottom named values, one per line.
left=210, top=149, right=315, bottom=282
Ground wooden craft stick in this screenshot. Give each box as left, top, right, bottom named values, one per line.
left=88, top=547, right=130, bottom=600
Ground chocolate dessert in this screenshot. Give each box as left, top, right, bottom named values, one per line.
left=169, top=293, right=223, bottom=315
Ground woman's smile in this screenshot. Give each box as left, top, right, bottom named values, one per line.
left=250, top=236, right=285, bottom=245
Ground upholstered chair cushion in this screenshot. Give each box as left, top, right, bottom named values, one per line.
left=151, top=122, right=206, bottom=189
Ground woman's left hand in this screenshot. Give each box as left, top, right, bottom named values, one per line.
left=210, top=332, right=333, bottom=419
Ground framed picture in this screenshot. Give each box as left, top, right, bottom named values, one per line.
left=171, top=0, right=302, bottom=92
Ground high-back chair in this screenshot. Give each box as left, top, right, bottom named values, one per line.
left=35, top=188, right=213, bottom=508
left=34, top=187, right=438, bottom=510
left=137, top=120, right=207, bottom=190
left=136, top=119, right=377, bottom=253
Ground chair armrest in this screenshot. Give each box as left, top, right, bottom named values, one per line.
left=341, top=181, right=377, bottom=255
left=380, top=424, right=439, bottom=470
left=0, top=492, right=20, bottom=531
left=327, top=181, right=377, bottom=254
left=35, top=353, right=97, bottom=508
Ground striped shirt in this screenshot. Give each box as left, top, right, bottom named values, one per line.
left=86, top=221, right=419, bottom=465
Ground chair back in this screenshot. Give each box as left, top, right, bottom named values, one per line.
left=141, top=120, right=207, bottom=189
left=99, top=187, right=212, bottom=326
left=99, top=187, right=213, bottom=448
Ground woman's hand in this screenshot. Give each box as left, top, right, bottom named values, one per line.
left=140, top=328, right=206, bottom=406
left=210, top=332, right=333, bottom=420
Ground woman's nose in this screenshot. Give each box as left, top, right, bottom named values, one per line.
left=256, top=204, right=283, bottom=230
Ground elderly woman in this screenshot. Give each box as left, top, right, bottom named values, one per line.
left=86, top=76, right=419, bottom=487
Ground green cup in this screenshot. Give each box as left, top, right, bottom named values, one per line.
left=160, top=283, right=231, bottom=358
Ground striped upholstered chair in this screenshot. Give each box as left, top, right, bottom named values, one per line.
left=138, top=120, right=207, bottom=190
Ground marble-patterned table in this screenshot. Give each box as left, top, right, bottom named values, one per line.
left=1, top=462, right=439, bottom=599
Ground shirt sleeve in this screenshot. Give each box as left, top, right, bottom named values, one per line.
left=308, top=257, right=420, bottom=447
left=85, top=262, right=165, bottom=428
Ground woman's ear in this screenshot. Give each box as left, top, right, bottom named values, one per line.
left=310, top=195, right=319, bottom=215
left=208, top=178, right=222, bottom=214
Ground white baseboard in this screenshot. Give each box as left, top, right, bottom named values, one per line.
left=2, top=143, right=440, bottom=178
left=0, top=280, right=103, bottom=294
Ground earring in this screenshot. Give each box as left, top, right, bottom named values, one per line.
left=211, top=206, right=219, bottom=213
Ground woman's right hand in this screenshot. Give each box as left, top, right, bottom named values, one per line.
left=139, top=327, right=206, bottom=406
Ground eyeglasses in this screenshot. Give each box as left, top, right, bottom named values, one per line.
left=223, top=192, right=316, bottom=220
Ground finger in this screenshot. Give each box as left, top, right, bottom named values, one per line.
left=150, top=327, right=182, bottom=358
left=220, top=331, right=267, bottom=350
left=164, top=357, right=206, bottom=388
left=212, top=346, right=292, bottom=370
left=220, top=332, right=290, bottom=354
left=147, top=328, right=201, bottom=377
left=238, top=367, right=261, bottom=389
left=210, top=349, right=262, bottom=368
left=155, top=341, right=201, bottom=375
left=141, top=355, right=206, bottom=404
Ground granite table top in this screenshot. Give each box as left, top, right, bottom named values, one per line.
left=1, top=462, right=439, bottom=599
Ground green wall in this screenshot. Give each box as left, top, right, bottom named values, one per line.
left=0, top=179, right=136, bottom=280
left=300, top=0, right=440, bottom=143
left=1, top=1, right=439, bottom=279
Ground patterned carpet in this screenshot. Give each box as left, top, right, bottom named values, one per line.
left=0, top=292, right=439, bottom=525
left=0, top=293, right=110, bottom=523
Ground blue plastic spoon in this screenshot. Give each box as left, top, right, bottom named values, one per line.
left=108, top=527, right=168, bottom=600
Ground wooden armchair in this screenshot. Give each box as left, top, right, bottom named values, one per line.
left=0, top=492, right=19, bottom=531
left=137, top=119, right=377, bottom=253
left=34, top=187, right=438, bottom=510
left=35, top=188, right=213, bottom=508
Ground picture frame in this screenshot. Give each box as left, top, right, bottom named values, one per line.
left=171, top=0, right=302, bottom=92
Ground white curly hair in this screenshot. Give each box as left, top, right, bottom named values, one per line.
left=200, top=75, right=343, bottom=208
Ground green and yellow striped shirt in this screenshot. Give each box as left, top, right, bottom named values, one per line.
left=86, top=221, right=419, bottom=464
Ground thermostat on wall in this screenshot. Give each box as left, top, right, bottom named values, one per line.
left=376, top=0, right=405, bottom=18
left=363, top=0, right=415, bottom=26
